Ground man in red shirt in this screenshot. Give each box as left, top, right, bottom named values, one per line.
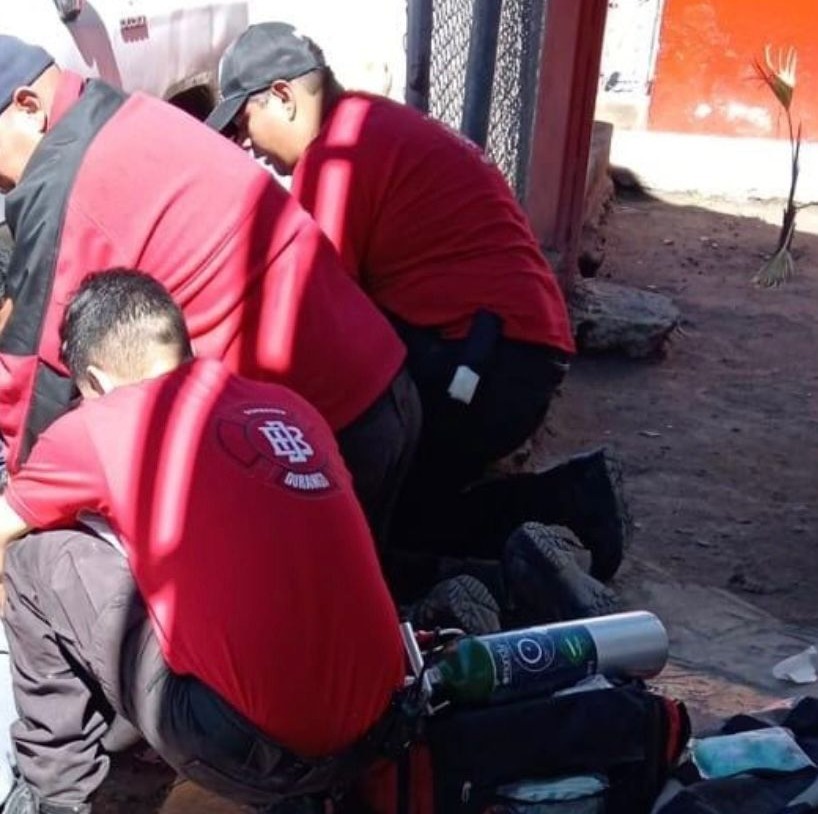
left=0, top=270, right=406, bottom=814
left=206, top=23, right=629, bottom=585
left=0, top=34, right=420, bottom=545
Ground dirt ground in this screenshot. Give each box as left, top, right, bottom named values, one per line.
left=75, top=190, right=818, bottom=810
left=535, top=189, right=818, bottom=625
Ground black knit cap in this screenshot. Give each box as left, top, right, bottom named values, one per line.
left=205, top=22, right=325, bottom=133
left=0, top=35, right=55, bottom=114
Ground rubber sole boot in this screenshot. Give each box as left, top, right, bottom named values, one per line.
left=382, top=550, right=506, bottom=608
left=458, top=447, right=631, bottom=582
left=409, top=575, right=501, bottom=635
left=502, top=522, right=619, bottom=627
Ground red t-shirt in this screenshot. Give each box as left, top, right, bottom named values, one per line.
left=5, top=360, right=404, bottom=757
left=0, top=74, right=405, bottom=470
left=292, top=93, right=575, bottom=351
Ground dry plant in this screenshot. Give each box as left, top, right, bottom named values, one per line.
left=752, top=45, right=801, bottom=287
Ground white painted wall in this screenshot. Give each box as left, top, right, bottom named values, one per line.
left=599, top=0, right=665, bottom=97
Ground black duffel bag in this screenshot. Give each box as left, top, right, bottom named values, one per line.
left=353, top=682, right=690, bottom=814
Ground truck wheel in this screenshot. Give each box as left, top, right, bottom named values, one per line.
left=168, top=86, right=214, bottom=121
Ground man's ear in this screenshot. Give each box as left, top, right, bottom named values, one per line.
left=270, top=80, right=297, bottom=120
left=11, top=87, right=48, bottom=134
left=84, top=364, right=115, bottom=397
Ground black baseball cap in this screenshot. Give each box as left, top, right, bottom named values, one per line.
left=0, top=35, right=55, bottom=115
left=206, top=22, right=326, bottom=133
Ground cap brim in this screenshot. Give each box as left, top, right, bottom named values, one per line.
left=205, top=93, right=248, bottom=133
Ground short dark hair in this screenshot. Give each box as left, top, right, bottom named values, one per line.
left=294, top=35, right=331, bottom=94
left=295, top=67, right=331, bottom=95
left=59, top=269, right=192, bottom=382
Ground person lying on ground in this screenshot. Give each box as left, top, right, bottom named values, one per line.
left=206, top=22, right=630, bottom=588
left=0, top=34, right=420, bottom=544
left=0, top=269, right=406, bottom=814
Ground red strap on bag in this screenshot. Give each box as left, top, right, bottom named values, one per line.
left=356, top=745, right=435, bottom=814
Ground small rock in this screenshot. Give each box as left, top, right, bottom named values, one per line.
left=570, top=279, right=681, bottom=358
left=695, top=538, right=715, bottom=548
left=639, top=430, right=662, bottom=438
left=728, top=568, right=775, bottom=595
left=663, top=238, right=675, bottom=245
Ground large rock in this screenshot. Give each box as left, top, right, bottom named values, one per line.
left=569, top=278, right=680, bottom=358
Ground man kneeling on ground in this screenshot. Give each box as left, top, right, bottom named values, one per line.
left=0, top=270, right=405, bottom=814
left=206, top=23, right=630, bottom=596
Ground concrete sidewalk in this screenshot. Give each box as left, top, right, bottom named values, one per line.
left=608, top=128, right=818, bottom=203
left=620, top=556, right=818, bottom=731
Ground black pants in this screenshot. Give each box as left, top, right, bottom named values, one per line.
left=390, top=322, right=569, bottom=555
left=2, top=531, right=365, bottom=810
left=337, top=367, right=422, bottom=546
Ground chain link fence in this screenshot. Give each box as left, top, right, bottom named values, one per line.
left=427, top=0, right=473, bottom=131
left=425, top=0, right=546, bottom=199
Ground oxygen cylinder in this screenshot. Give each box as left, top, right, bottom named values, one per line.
left=427, top=611, right=669, bottom=705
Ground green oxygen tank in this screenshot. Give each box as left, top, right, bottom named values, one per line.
left=427, top=611, right=668, bottom=706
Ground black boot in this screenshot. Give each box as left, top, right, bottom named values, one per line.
left=408, top=575, right=502, bottom=635
left=383, top=548, right=507, bottom=608
left=502, top=522, right=619, bottom=627
left=455, top=447, right=631, bottom=582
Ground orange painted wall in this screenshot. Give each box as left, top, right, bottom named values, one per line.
left=649, top=0, right=818, bottom=141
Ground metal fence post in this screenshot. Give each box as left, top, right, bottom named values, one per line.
left=513, top=0, right=545, bottom=200
left=406, top=0, right=434, bottom=112
left=460, top=0, right=503, bottom=148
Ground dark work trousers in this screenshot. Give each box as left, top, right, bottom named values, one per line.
left=2, top=531, right=377, bottom=811
left=337, top=366, right=422, bottom=546
left=387, top=322, right=569, bottom=588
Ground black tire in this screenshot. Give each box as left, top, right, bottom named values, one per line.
left=168, top=85, right=215, bottom=122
